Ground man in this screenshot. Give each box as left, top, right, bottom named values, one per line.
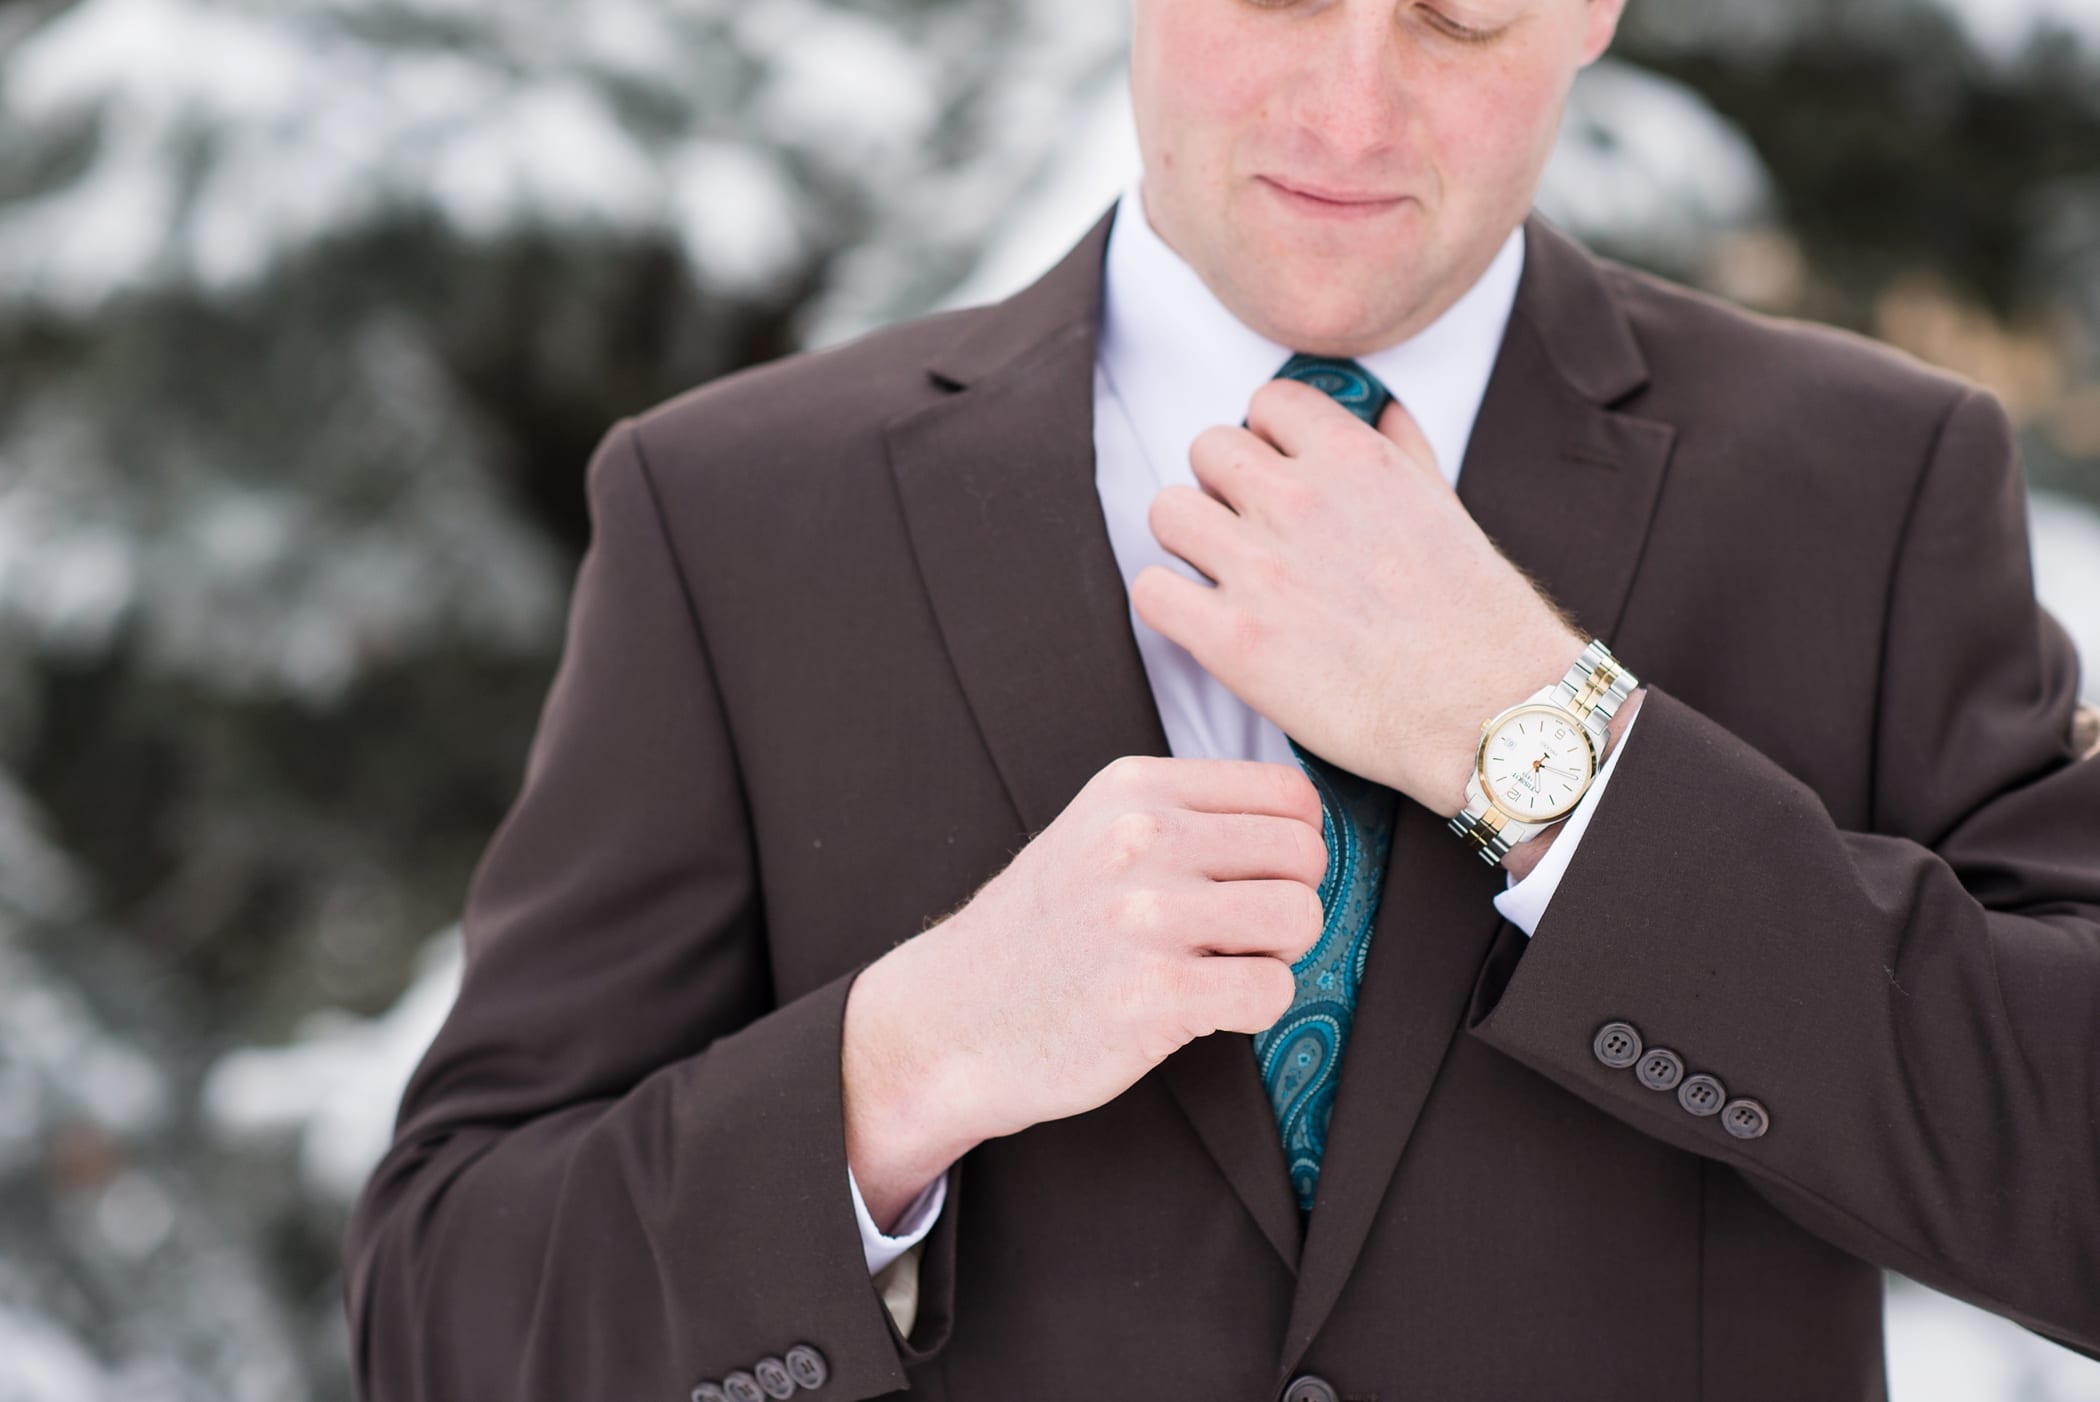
left=343, top=0, right=2100, bottom=1398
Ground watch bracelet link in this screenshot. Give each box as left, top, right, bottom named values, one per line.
left=1554, top=637, right=1638, bottom=739
left=1446, top=639, right=1639, bottom=866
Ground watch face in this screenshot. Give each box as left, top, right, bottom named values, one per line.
left=1478, top=704, right=1597, bottom=823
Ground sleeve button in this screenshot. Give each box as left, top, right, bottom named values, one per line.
left=722, top=1373, right=765, bottom=1402
left=691, top=1386, right=729, bottom=1402
left=1592, top=1020, right=1642, bottom=1068
left=1634, top=1047, right=1684, bottom=1091
left=1281, top=1375, right=1340, bottom=1402
left=785, top=1344, right=830, bottom=1389
left=752, top=1357, right=797, bottom=1399
left=1721, top=1097, right=1770, bottom=1139
left=1677, top=1073, right=1725, bottom=1116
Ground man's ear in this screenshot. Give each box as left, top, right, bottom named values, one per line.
left=1578, top=0, right=1628, bottom=67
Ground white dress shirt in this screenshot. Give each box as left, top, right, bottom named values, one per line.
left=847, top=173, right=1645, bottom=1279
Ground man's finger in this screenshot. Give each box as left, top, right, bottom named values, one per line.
left=1375, top=396, right=1444, bottom=485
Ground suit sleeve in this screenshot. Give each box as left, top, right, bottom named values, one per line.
left=1464, top=384, right=2100, bottom=1357
left=340, top=417, right=960, bottom=1401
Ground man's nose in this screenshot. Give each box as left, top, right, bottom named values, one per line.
left=1283, top=6, right=1412, bottom=163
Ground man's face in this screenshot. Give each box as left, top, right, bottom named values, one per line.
left=1128, top=0, right=1625, bottom=355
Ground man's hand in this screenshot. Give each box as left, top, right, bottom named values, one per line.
left=1130, top=376, right=1586, bottom=819
left=841, top=753, right=1327, bottom=1230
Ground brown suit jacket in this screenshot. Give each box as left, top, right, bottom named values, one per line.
left=342, top=202, right=2100, bottom=1401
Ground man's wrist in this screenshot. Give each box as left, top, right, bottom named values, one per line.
left=1497, top=685, right=1643, bottom=881
left=1440, top=630, right=1588, bottom=820
left=841, top=936, right=983, bottom=1231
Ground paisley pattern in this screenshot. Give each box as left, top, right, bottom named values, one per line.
left=1247, top=353, right=1401, bottom=1218
left=1270, top=352, right=1389, bottom=422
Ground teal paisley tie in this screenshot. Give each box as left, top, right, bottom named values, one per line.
left=1246, top=352, right=1402, bottom=1220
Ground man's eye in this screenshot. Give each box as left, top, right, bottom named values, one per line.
left=1418, top=6, right=1500, bottom=43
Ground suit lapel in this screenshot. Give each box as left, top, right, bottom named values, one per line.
left=881, top=204, right=1165, bottom=848
left=882, top=200, right=1680, bottom=1340
left=882, top=199, right=1312, bottom=1277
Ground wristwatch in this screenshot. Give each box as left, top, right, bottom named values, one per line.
left=1447, top=638, right=1639, bottom=866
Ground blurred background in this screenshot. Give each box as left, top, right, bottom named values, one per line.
left=0, top=0, right=2096, bottom=1397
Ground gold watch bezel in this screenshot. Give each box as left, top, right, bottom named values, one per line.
left=1474, top=702, right=1599, bottom=825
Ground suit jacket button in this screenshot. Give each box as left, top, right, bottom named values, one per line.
left=1678, top=1073, right=1725, bottom=1116
left=722, top=1373, right=765, bottom=1402
left=1592, top=1020, right=1642, bottom=1068
left=691, top=1386, right=729, bottom=1402
left=1282, top=1374, right=1340, bottom=1402
left=785, top=1345, right=829, bottom=1389
left=1635, top=1047, right=1684, bottom=1091
left=1722, top=1097, right=1770, bottom=1138
left=752, top=1357, right=796, bottom=1398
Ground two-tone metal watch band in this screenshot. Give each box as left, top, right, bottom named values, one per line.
left=1553, top=637, right=1639, bottom=741
left=1446, top=638, right=1639, bottom=866
left=1447, top=793, right=1529, bottom=867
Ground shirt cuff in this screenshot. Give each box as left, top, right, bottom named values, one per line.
left=849, top=1162, right=948, bottom=1275
left=1491, top=695, right=1645, bottom=937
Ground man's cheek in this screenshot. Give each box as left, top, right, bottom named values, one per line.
left=1431, top=84, right=1558, bottom=188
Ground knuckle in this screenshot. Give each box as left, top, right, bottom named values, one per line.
left=1130, top=957, right=1186, bottom=1023
left=1103, top=808, right=1168, bottom=864
left=1300, top=883, right=1328, bottom=939
left=1295, top=906, right=1325, bottom=958
left=1298, top=820, right=1330, bottom=881
left=1101, top=753, right=1155, bottom=790
left=1145, top=490, right=1179, bottom=536
left=1108, top=884, right=1168, bottom=938
left=1260, top=959, right=1298, bottom=1021
left=1285, top=767, right=1322, bottom=820
left=1270, top=478, right=1318, bottom=523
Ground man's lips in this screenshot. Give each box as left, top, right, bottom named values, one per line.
left=1264, top=176, right=1404, bottom=204
left=1259, top=175, right=1407, bottom=218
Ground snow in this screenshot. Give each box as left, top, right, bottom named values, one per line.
left=916, top=66, right=1140, bottom=323
left=0, top=939, right=172, bottom=1140
left=0, top=0, right=969, bottom=309
left=1888, top=1274, right=2100, bottom=1400
left=735, top=0, right=939, bottom=164
left=667, top=140, right=808, bottom=298
left=202, top=926, right=462, bottom=1202
left=0, top=1306, right=108, bottom=1402
left=0, top=357, right=571, bottom=702
left=0, top=775, right=88, bottom=928
left=1539, top=58, right=1775, bottom=264
left=1928, top=0, right=2100, bottom=61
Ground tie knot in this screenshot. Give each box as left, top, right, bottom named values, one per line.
left=1272, top=352, right=1392, bottom=427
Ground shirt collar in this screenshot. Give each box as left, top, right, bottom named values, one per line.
left=1097, top=170, right=1526, bottom=493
